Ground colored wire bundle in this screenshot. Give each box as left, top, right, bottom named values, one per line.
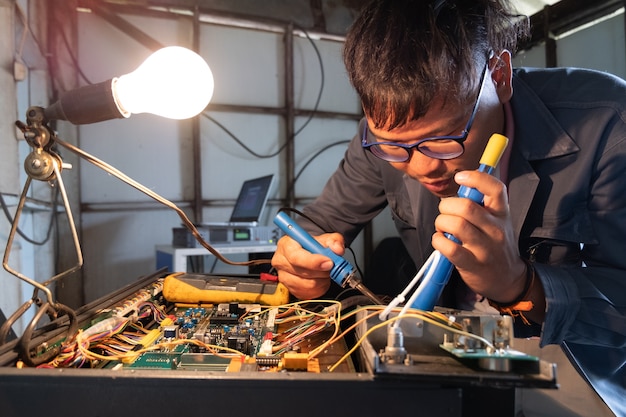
left=38, top=301, right=167, bottom=368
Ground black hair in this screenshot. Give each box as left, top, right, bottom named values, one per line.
left=343, top=0, right=529, bottom=129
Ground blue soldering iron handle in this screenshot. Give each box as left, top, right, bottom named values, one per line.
left=409, top=134, right=509, bottom=311
left=273, top=211, right=354, bottom=287
left=274, top=211, right=325, bottom=254
left=455, top=133, right=509, bottom=205
left=407, top=174, right=487, bottom=311
left=456, top=164, right=494, bottom=204
left=443, top=162, right=494, bottom=243
left=407, top=164, right=491, bottom=310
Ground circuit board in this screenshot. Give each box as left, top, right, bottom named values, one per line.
left=0, top=271, right=560, bottom=417
left=355, top=309, right=554, bottom=385
left=3, top=275, right=351, bottom=373
left=109, top=303, right=278, bottom=371
left=0, top=271, right=554, bottom=384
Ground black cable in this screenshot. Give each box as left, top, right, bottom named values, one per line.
left=45, top=10, right=332, bottom=192
left=292, top=139, right=350, bottom=188
left=202, top=112, right=282, bottom=159
left=292, top=23, right=325, bottom=137
left=203, top=22, right=325, bottom=159
left=286, top=140, right=354, bottom=264
left=14, top=0, right=61, bottom=108
left=57, top=18, right=94, bottom=85
left=14, top=1, right=48, bottom=70
left=0, top=187, right=59, bottom=246
left=208, top=256, right=219, bottom=273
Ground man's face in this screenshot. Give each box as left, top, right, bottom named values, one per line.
left=366, top=72, right=506, bottom=197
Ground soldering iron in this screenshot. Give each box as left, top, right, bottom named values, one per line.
left=407, top=133, right=510, bottom=311
left=379, top=133, right=510, bottom=320
left=273, top=211, right=383, bottom=305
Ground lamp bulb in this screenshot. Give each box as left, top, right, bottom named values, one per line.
left=113, top=46, right=214, bottom=120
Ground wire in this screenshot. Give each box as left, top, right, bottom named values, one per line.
left=37, top=299, right=255, bottom=368
left=56, top=17, right=94, bottom=85
left=251, top=300, right=488, bottom=371
left=13, top=1, right=47, bottom=65
left=202, top=112, right=282, bottom=159
left=291, top=23, right=325, bottom=137
left=246, top=299, right=342, bottom=356
left=202, top=22, right=325, bottom=160
left=292, top=140, right=350, bottom=187
left=14, top=3, right=28, bottom=61
left=31, top=294, right=490, bottom=373
left=0, top=189, right=59, bottom=246
left=327, top=307, right=497, bottom=372
left=308, top=307, right=378, bottom=360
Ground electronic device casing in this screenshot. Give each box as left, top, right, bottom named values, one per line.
left=0, top=269, right=557, bottom=417
left=172, top=225, right=282, bottom=248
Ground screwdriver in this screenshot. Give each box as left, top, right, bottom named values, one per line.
left=274, top=211, right=384, bottom=305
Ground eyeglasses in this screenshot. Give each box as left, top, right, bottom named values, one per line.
left=361, top=61, right=489, bottom=162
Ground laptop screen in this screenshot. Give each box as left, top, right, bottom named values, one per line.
left=228, top=174, right=274, bottom=223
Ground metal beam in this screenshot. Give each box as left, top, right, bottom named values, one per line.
left=284, top=22, right=296, bottom=208
left=192, top=7, right=203, bottom=224
left=85, top=1, right=165, bottom=51
left=523, top=0, right=624, bottom=50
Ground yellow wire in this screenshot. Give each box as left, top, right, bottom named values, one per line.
left=77, top=336, right=245, bottom=363
left=61, top=298, right=484, bottom=372
left=247, top=299, right=342, bottom=321
left=327, top=311, right=496, bottom=372
left=308, top=308, right=377, bottom=359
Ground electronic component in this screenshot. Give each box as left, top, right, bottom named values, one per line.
left=356, top=308, right=555, bottom=383
left=283, top=352, right=310, bottom=370
left=0, top=270, right=557, bottom=398
left=172, top=225, right=282, bottom=248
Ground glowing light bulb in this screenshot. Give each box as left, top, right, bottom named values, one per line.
left=44, top=46, right=213, bottom=125
left=113, top=46, right=214, bottom=120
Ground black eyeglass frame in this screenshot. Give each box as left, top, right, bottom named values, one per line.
left=361, top=61, right=490, bottom=162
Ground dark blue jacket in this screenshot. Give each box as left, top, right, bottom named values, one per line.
left=301, top=67, right=626, bottom=415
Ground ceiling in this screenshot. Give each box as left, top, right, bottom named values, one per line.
left=515, top=0, right=562, bottom=16
left=140, top=0, right=567, bottom=34
left=83, top=0, right=623, bottom=46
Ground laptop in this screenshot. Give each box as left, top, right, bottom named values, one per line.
left=203, top=174, right=274, bottom=227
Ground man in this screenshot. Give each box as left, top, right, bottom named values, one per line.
left=272, top=0, right=625, bottom=414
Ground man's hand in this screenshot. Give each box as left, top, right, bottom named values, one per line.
left=432, top=170, right=543, bottom=317
left=271, top=232, right=346, bottom=299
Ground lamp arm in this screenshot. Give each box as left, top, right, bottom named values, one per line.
left=53, top=137, right=271, bottom=268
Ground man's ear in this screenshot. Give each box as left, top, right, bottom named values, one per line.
left=490, top=50, right=513, bottom=102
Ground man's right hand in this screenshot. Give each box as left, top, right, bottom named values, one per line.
left=271, top=232, right=346, bottom=300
